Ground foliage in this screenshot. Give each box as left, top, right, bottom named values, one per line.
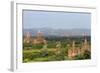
left=74, top=50, right=91, bottom=60
left=23, top=36, right=91, bottom=62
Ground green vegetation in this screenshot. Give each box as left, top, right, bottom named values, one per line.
left=23, top=36, right=91, bottom=63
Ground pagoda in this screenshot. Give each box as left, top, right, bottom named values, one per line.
left=32, top=30, right=47, bottom=45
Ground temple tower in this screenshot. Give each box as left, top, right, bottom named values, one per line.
left=32, top=30, right=47, bottom=45
left=82, top=33, right=89, bottom=51
left=24, top=32, right=31, bottom=43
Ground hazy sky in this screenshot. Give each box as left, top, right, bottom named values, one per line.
left=23, top=10, right=91, bottom=29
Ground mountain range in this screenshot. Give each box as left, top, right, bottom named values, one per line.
left=23, top=28, right=91, bottom=37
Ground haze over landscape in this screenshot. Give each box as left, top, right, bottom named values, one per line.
left=23, top=28, right=90, bottom=36
left=23, top=10, right=91, bottom=36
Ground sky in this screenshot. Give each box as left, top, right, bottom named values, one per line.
left=23, top=10, right=91, bottom=29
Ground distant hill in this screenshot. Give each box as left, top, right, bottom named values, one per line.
left=23, top=28, right=91, bottom=37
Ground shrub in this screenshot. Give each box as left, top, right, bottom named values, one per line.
left=83, top=50, right=91, bottom=59
left=74, top=50, right=91, bottom=60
